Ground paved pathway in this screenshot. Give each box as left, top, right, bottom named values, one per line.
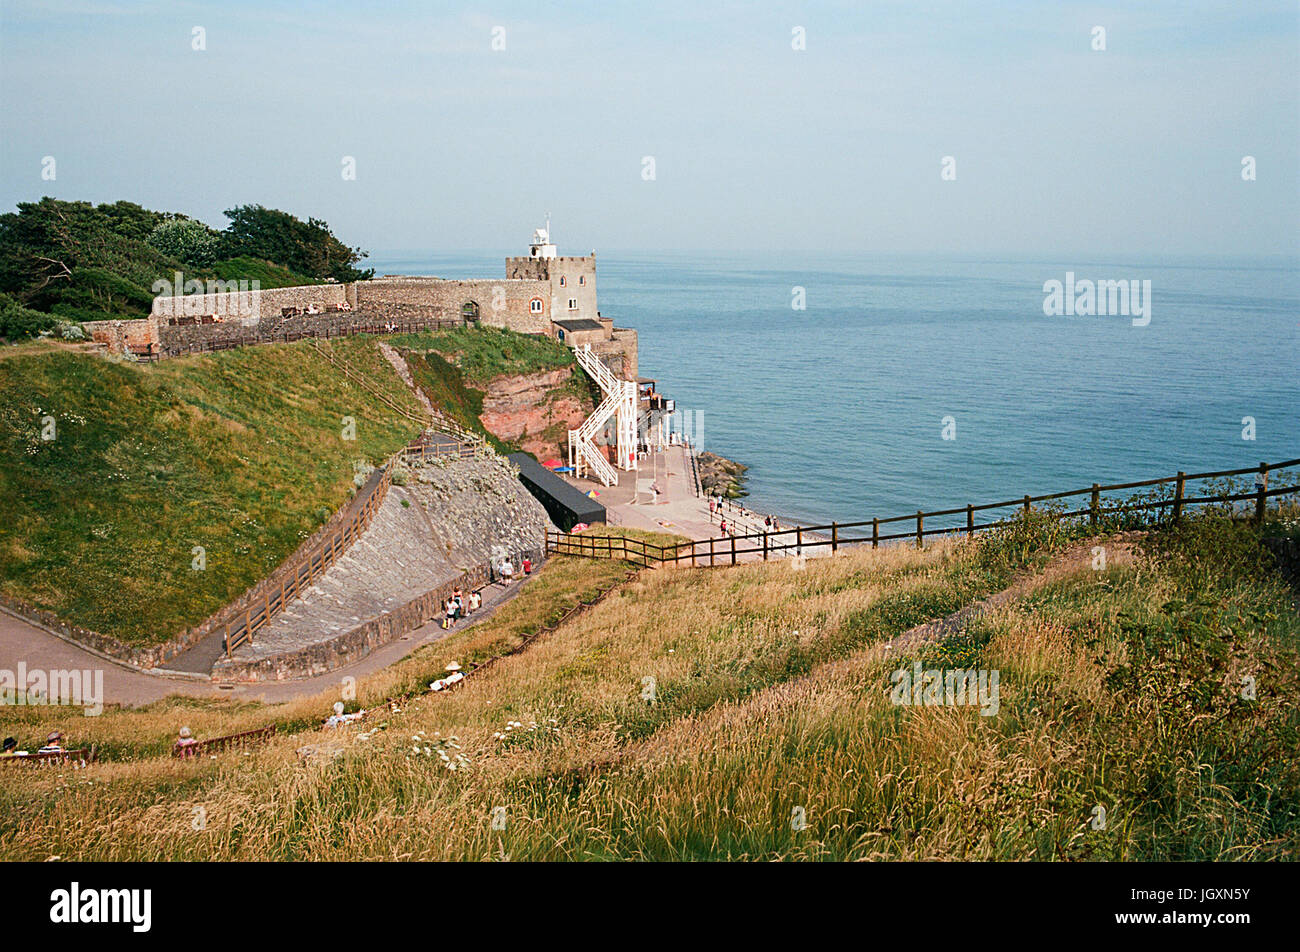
left=569, top=444, right=829, bottom=562
left=0, top=569, right=540, bottom=707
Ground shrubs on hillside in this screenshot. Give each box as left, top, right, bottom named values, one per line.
left=0, top=292, right=59, bottom=340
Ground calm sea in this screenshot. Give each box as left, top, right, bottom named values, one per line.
left=372, top=250, right=1299, bottom=526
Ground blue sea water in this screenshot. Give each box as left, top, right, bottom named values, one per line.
left=372, top=250, right=1299, bottom=527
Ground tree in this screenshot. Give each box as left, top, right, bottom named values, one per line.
left=147, top=218, right=221, bottom=268
left=220, top=205, right=373, bottom=282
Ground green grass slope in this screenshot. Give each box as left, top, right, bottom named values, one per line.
left=0, top=338, right=423, bottom=645
left=393, top=326, right=594, bottom=456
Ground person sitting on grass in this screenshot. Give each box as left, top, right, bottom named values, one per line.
left=326, top=701, right=365, bottom=729
left=0, top=737, right=27, bottom=758
left=38, top=731, right=64, bottom=753
left=175, top=727, right=199, bottom=753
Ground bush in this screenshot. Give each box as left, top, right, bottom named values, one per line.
left=0, top=292, right=58, bottom=340
left=147, top=218, right=221, bottom=268
left=48, top=267, right=154, bottom=318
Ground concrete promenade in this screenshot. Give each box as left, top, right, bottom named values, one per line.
left=567, top=444, right=830, bottom=561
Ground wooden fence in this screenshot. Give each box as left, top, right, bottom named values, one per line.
left=546, top=458, right=1300, bottom=568
left=172, top=725, right=277, bottom=759
left=307, top=339, right=430, bottom=427
left=0, top=747, right=97, bottom=768
left=223, top=466, right=393, bottom=656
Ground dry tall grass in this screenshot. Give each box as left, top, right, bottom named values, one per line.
left=2, top=514, right=1295, bottom=861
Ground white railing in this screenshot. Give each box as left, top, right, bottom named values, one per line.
left=569, top=344, right=637, bottom=486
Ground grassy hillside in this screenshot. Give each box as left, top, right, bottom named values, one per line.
left=390, top=326, right=575, bottom=387
left=1, top=511, right=1293, bottom=860
left=0, top=337, right=422, bottom=645
left=397, top=327, right=593, bottom=457
left=209, top=256, right=321, bottom=290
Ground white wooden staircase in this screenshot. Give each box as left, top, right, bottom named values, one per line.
left=568, top=344, right=637, bottom=487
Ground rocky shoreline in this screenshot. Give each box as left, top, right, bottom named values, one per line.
left=696, top=450, right=749, bottom=499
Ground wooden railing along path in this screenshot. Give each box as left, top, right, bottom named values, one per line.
left=172, top=725, right=277, bottom=759
left=0, top=747, right=97, bottom=769
left=223, top=465, right=393, bottom=656
left=546, top=458, right=1300, bottom=568
left=308, top=339, right=430, bottom=427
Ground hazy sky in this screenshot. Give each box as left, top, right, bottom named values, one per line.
left=1, top=0, right=1296, bottom=258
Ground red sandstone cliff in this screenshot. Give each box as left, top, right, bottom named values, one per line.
left=478, top=368, right=594, bottom=462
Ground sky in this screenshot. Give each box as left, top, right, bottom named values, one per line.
left=0, top=0, right=1296, bottom=258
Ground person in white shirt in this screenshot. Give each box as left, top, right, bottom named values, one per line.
left=500, top=559, right=514, bottom=584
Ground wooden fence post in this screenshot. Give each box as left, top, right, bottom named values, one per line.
left=1172, top=471, right=1185, bottom=522
left=730, top=535, right=736, bottom=566
left=1256, top=461, right=1267, bottom=522
left=796, top=527, right=802, bottom=555
left=831, top=522, right=838, bottom=553
left=1090, top=484, right=1100, bottom=527
left=710, top=538, right=715, bottom=567
left=966, top=505, right=974, bottom=536
left=872, top=518, right=879, bottom=549
left=916, top=510, right=923, bottom=547
left=763, top=531, right=769, bottom=561
left=1023, top=495, right=1031, bottom=515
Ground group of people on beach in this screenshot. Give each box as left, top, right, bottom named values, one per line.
left=708, top=493, right=780, bottom=538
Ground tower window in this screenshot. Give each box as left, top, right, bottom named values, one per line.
left=559, top=276, right=566, bottom=287
left=529, top=298, right=543, bottom=313
left=568, top=298, right=578, bottom=310
left=579, top=275, right=586, bottom=286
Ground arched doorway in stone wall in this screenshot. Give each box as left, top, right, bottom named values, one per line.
left=461, top=301, right=480, bottom=324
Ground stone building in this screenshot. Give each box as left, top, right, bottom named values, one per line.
left=99, top=224, right=639, bottom=379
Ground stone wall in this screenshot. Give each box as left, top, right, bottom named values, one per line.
left=357, top=277, right=551, bottom=334
left=82, top=316, right=158, bottom=353
left=211, top=564, right=493, bottom=681
left=405, top=453, right=556, bottom=567
left=209, top=453, right=553, bottom=681
left=155, top=308, right=446, bottom=354
left=593, top=327, right=639, bottom=380
left=152, top=283, right=347, bottom=323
